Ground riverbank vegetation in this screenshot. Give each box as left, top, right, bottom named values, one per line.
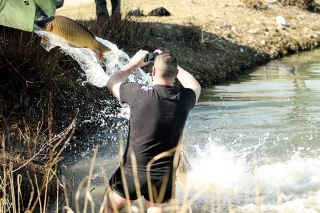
left=1, top=0, right=320, bottom=211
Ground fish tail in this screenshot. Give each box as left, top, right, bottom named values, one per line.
left=95, top=42, right=111, bottom=60
left=97, top=41, right=111, bottom=53
left=92, top=50, right=104, bottom=61
left=40, top=37, right=48, bottom=44
left=98, top=51, right=104, bottom=60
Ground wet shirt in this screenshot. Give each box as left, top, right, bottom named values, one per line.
left=119, top=83, right=196, bottom=179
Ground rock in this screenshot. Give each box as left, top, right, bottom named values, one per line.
left=276, top=16, right=289, bottom=27
left=224, top=22, right=231, bottom=27
left=249, top=29, right=258, bottom=34
left=127, top=8, right=144, bottom=16
left=148, top=7, right=171, bottom=16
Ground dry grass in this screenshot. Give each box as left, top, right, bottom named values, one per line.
left=36, top=142, right=215, bottom=213
left=0, top=94, right=76, bottom=212
left=0, top=26, right=117, bottom=211
left=0, top=25, right=120, bottom=135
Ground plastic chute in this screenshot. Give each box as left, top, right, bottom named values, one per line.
left=0, top=0, right=57, bottom=32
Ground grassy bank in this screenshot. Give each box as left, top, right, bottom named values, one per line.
left=58, top=0, right=320, bottom=86
left=1, top=0, right=320, bottom=211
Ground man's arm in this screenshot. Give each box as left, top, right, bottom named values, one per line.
left=177, top=65, right=201, bottom=103
left=107, top=50, right=149, bottom=99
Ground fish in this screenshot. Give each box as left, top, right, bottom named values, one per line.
left=35, top=15, right=111, bottom=60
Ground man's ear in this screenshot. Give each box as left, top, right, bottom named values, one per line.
left=152, top=66, right=156, bottom=76
left=175, top=69, right=179, bottom=77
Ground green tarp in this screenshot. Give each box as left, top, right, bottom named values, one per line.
left=0, top=0, right=56, bottom=32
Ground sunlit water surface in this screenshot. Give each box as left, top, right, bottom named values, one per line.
left=40, top=31, right=320, bottom=212
left=181, top=50, right=320, bottom=213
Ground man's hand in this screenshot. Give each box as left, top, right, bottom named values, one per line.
left=129, top=50, right=149, bottom=68
left=107, top=50, right=149, bottom=99
left=177, top=66, right=201, bottom=103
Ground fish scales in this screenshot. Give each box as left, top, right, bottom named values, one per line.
left=36, top=15, right=111, bottom=59
left=49, top=16, right=97, bottom=49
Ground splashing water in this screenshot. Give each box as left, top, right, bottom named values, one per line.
left=177, top=137, right=320, bottom=213
left=34, top=29, right=152, bottom=87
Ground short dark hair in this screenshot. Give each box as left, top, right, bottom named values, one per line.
left=154, top=51, right=178, bottom=79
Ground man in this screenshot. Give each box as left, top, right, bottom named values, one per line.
left=95, top=0, right=121, bottom=22
left=104, top=49, right=201, bottom=213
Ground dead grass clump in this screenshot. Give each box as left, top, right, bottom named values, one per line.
left=242, top=0, right=316, bottom=10
left=241, top=0, right=267, bottom=10
left=0, top=25, right=120, bottom=211
left=0, top=97, right=76, bottom=212
left=69, top=14, right=273, bottom=88
left=80, top=16, right=164, bottom=51
left=278, top=0, right=316, bottom=9
left=0, top=26, right=120, bottom=138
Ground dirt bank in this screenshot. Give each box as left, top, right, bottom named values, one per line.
left=57, top=0, right=320, bottom=85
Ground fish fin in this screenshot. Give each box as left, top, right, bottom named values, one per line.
left=40, top=37, right=48, bottom=44
left=98, top=52, right=104, bottom=60
left=68, top=43, right=78, bottom=48
left=47, top=22, right=53, bottom=32
left=92, top=50, right=103, bottom=61
left=105, top=47, right=112, bottom=52
left=98, top=41, right=111, bottom=53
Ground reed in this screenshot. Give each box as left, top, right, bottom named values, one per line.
left=1, top=132, right=290, bottom=213
left=50, top=134, right=238, bottom=213
left=56, top=142, right=187, bottom=213
left=0, top=90, right=76, bottom=212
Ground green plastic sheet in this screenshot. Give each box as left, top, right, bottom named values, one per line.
left=0, top=0, right=56, bottom=32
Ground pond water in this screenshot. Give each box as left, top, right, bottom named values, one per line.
left=58, top=48, right=320, bottom=213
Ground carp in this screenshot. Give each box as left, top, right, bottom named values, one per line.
left=35, top=15, right=111, bottom=60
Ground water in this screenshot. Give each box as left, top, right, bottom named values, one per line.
left=181, top=50, right=320, bottom=212
left=39, top=30, right=320, bottom=212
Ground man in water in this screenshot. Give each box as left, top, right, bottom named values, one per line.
left=104, top=49, right=201, bottom=213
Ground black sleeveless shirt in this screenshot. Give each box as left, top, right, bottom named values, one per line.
left=119, top=83, right=196, bottom=179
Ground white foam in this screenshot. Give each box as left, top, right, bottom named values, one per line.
left=177, top=136, right=320, bottom=212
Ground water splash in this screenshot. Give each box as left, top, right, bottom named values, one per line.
left=34, top=29, right=152, bottom=87
left=177, top=137, right=320, bottom=212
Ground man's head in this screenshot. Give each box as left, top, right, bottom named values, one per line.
left=152, top=51, right=178, bottom=84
